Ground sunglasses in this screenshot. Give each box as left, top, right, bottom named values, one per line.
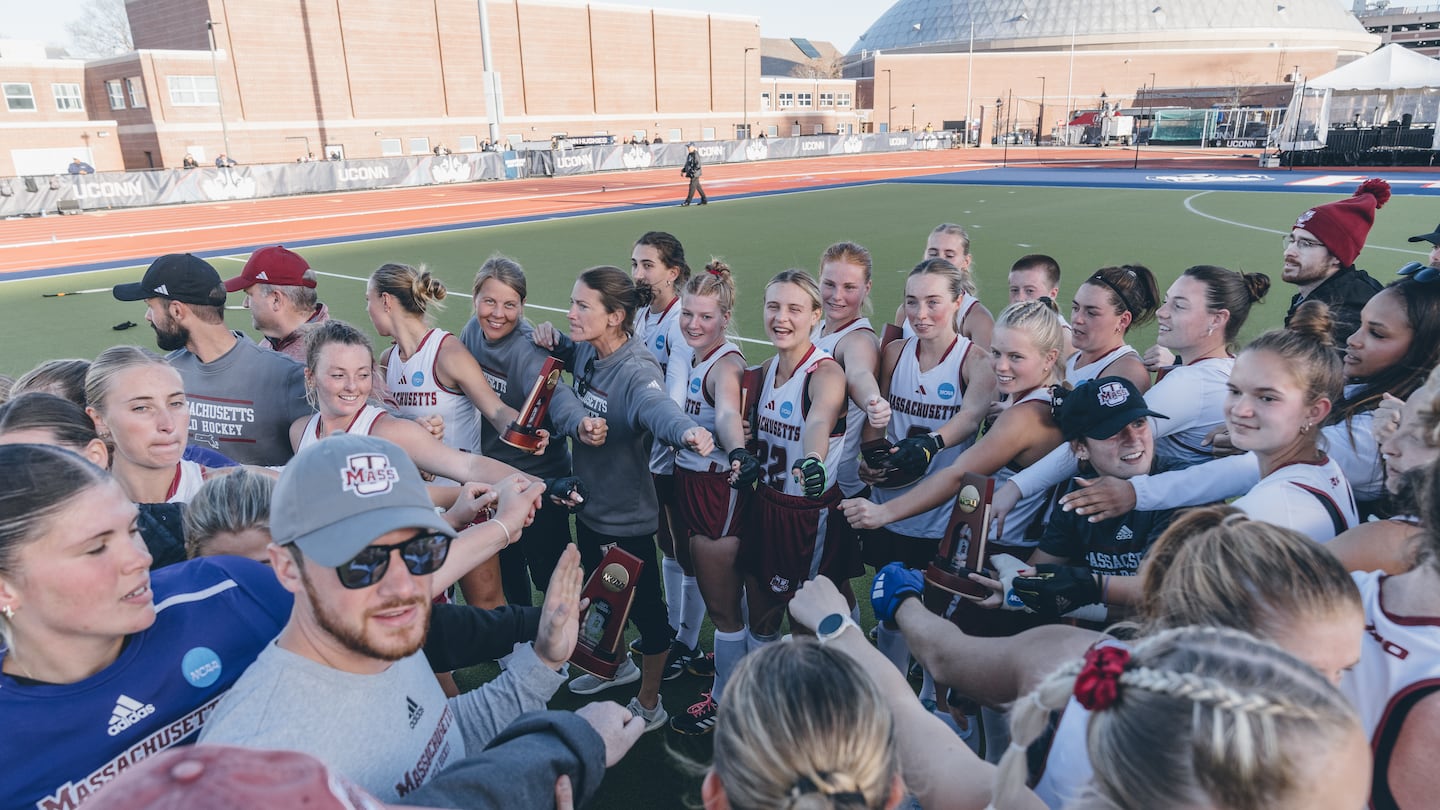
left=1397, top=261, right=1440, bottom=283
left=335, top=530, right=453, bottom=589
left=574, top=356, right=597, bottom=399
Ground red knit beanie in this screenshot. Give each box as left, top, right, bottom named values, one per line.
left=1292, top=179, right=1391, bottom=267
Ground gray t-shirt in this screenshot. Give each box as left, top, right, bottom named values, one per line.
left=167, top=334, right=311, bottom=466
left=199, top=640, right=565, bottom=802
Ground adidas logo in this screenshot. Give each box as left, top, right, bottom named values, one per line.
left=256, top=271, right=270, bottom=281
left=107, top=694, right=156, bottom=737
left=406, top=696, right=424, bottom=729
left=153, top=284, right=169, bottom=296
left=1115, top=525, right=1134, bottom=542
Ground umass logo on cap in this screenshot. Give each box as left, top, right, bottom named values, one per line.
left=342, top=452, right=401, bottom=496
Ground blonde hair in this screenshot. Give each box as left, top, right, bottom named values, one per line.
left=993, top=299, right=1066, bottom=382
left=682, top=258, right=738, bottom=317
left=371, top=262, right=447, bottom=321
left=993, top=626, right=1360, bottom=810
left=713, top=637, right=899, bottom=810
left=907, top=257, right=974, bottom=300
left=183, top=469, right=275, bottom=559
left=84, top=346, right=174, bottom=416
left=472, top=254, right=527, bottom=300
left=766, top=268, right=824, bottom=314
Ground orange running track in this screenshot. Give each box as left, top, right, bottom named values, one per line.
left=0, top=147, right=1255, bottom=277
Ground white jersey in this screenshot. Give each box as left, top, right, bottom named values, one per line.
left=755, top=346, right=844, bottom=498
left=1230, top=455, right=1357, bottom=542
left=990, top=386, right=1056, bottom=546
left=386, top=329, right=484, bottom=465
left=676, top=342, right=744, bottom=473
left=166, top=459, right=207, bottom=504
left=872, top=335, right=976, bottom=539
left=812, top=317, right=875, bottom=497
left=1031, top=638, right=1132, bottom=808
left=1342, top=569, right=1440, bottom=808
left=638, top=298, right=684, bottom=475
left=1146, top=356, right=1233, bottom=469
left=1064, top=343, right=1138, bottom=386
left=900, top=293, right=983, bottom=342
left=297, top=404, right=387, bottom=453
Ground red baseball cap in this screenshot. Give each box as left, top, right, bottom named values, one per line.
left=224, top=245, right=316, bottom=292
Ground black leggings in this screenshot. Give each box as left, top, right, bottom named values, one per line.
left=575, top=520, right=675, bottom=656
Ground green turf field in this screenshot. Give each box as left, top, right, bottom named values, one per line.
left=8, top=181, right=1435, bottom=377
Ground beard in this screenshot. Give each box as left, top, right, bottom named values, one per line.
left=152, top=319, right=190, bottom=352
left=300, top=568, right=431, bottom=662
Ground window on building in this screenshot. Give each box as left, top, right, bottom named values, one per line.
left=761, top=92, right=771, bottom=110
left=766, top=125, right=780, bottom=137
left=458, top=135, right=478, bottom=152
left=812, top=124, right=823, bottom=135
left=126, top=77, right=146, bottom=108
left=3, top=83, right=36, bottom=112
left=837, top=93, right=852, bottom=107
left=820, top=92, right=834, bottom=108
left=380, top=138, right=403, bottom=156
left=106, top=80, right=126, bottom=109
left=702, top=127, right=715, bottom=140
left=667, top=128, right=682, bottom=143
left=779, top=92, right=794, bottom=108
left=52, top=83, right=83, bottom=111
left=797, top=93, right=812, bottom=107
left=167, top=75, right=219, bottom=106
left=408, top=137, right=430, bottom=154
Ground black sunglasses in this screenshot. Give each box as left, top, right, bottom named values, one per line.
left=335, top=530, right=452, bottom=589
left=1398, top=261, right=1440, bottom=283
left=574, top=356, right=597, bottom=399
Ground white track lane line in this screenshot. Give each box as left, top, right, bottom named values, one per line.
left=1183, top=191, right=1430, bottom=257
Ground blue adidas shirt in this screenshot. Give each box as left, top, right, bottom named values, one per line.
left=1, top=556, right=290, bottom=810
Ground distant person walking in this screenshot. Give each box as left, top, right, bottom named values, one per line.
left=681, top=143, right=707, bottom=207
left=68, top=158, right=93, bottom=175
left=215, top=154, right=237, bottom=168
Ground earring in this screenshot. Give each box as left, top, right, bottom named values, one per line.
left=2, top=605, right=13, bottom=620
left=1300, top=422, right=1312, bottom=435
left=1206, top=326, right=1214, bottom=336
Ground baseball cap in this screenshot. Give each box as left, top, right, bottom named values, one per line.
left=271, top=433, right=455, bottom=567
left=1055, top=376, right=1168, bottom=442
left=1291, top=178, right=1391, bottom=267
left=82, top=745, right=386, bottom=810
left=223, top=245, right=316, bottom=292
left=112, top=254, right=227, bottom=306
left=1407, top=223, right=1440, bottom=246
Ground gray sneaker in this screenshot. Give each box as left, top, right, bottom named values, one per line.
left=568, top=655, right=640, bottom=695
left=626, top=695, right=669, bottom=732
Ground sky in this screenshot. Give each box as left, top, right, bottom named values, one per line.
left=0, top=0, right=883, bottom=53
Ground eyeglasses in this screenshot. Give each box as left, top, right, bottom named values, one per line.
left=574, top=356, right=597, bottom=399
left=1281, top=235, right=1325, bottom=251
left=1397, top=260, right=1440, bottom=283
left=335, top=530, right=452, bottom=589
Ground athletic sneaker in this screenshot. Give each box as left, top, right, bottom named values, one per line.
left=670, top=691, right=719, bottom=736
left=686, top=651, right=715, bottom=678
left=663, top=641, right=702, bottom=681
left=626, top=695, right=669, bottom=733
left=568, top=655, right=640, bottom=695
left=628, top=637, right=643, bottom=656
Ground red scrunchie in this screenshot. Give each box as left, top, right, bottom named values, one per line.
left=1074, top=645, right=1131, bottom=711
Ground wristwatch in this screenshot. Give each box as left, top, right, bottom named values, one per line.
left=815, top=612, right=860, bottom=644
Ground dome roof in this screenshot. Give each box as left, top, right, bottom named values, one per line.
left=848, top=0, right=1374, bottom=55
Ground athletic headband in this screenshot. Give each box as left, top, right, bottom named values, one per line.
left=1087, top=270, right=1136, bottom=317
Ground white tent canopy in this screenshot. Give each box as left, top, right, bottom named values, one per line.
left=1273, top=44, right=1440, bottom=151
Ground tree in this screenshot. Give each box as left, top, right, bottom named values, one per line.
left=791, top=54, right=845, bottom=80
left=66, top=0, right=134, bottom=58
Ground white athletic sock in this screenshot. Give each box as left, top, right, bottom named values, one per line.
left=919, top=669, right=937, bottom=703
left=875, top=623, right=910, bottom=674
left=711, top=628, right=748, bottom=704
left=661, top=556, right=684, bottom=632
left=678, top=575, right=704, bottom=650
left=746, top=628, right=779, bottom=654
left=850, top=602, right=861, bottom=624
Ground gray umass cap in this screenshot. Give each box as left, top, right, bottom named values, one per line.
left=271, top=433, right=455, bottom=567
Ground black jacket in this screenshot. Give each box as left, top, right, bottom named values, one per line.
left=683, top=152, right=702, bottom=178
left=1286, top=265, right=1383, bottom=347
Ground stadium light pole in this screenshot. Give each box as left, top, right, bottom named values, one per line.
left=742, top=47, right=756, bottom=139
left=205, top=20, right=232, bottom=161
left=1133, top=72, right=1154, bottom=168
left=1036, top=75, right=1045, bottom=146
left=882, top=69, right=893, bottom=132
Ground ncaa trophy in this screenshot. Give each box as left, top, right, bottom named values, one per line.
left=924, top=473, right=994, bottom=605
left=501, top=357, right=564, bottom=452
left=569, top=546, right=644, bottom=679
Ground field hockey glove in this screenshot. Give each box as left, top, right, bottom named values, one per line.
left=889, top=433, right=944, bottom=477
left=544, top=476, right=588, bottom=512
left=870, top=562, right=925, bottom=624
left=1011, top=564, right=1103, bottom=619
left=729, top=448, right=762, bottom=491
left=792, top=454, right=827, bottom=499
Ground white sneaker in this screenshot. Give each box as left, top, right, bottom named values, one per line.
left=568, top=655, right=640, bottom=695
left=626, top=695, right=669, bottom=732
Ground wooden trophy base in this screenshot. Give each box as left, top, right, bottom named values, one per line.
left=500, top=425, right=544, bottom=452
left=925, top=562, right=988, bottom=601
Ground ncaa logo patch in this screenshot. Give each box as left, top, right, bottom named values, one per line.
left=938, top=382, right=956, bottom=401
left=342, top=452, right=401, bottom=496
left=690, top=377, right=702, bottom=394
left=655, top=335, right=666, bottom=351
left=181, top=646, right=222, bottom=688
left=410, top=371, right=425, bottom=387
left=1096, top=381, right=1129, bottom=407
left=779, top=401, right=794, bottom=419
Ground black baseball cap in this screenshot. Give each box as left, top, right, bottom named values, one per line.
left=1407, top=223, right=1440, bottom=246
left=1055, top=376, right=1167, bottom=441
left=113, top=254, right=227, bottom=306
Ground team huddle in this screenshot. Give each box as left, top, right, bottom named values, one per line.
left=1, top=177, right=1439, bottom=809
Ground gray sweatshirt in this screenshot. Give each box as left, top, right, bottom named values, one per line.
left=551, top=334, right=698, bottom=536
left=459, top=316, right=581, bottom=480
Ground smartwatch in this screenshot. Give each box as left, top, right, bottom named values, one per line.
left=815, top=612, right=860, bottom=644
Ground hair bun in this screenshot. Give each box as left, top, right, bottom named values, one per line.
left=1286, top=300, right=1336, bottom=349
left=1242, top=272, right=1272, bottom=303
left=633, top=280, right=657, bottom=310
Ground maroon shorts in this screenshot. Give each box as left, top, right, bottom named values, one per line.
left=740, top=485, right=862, bottom=599
left=675, top=467, right=748, bottom=539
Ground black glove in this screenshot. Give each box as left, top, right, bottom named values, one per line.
left=544, top=476, right=588, bottom=512
left=792, top=455, right=827, bottom=499
left=1011, top=564, right=1103, bottom=619
left=729, top=448, right=762, bottom=491
left=888, top=433, right=944, bottom=477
